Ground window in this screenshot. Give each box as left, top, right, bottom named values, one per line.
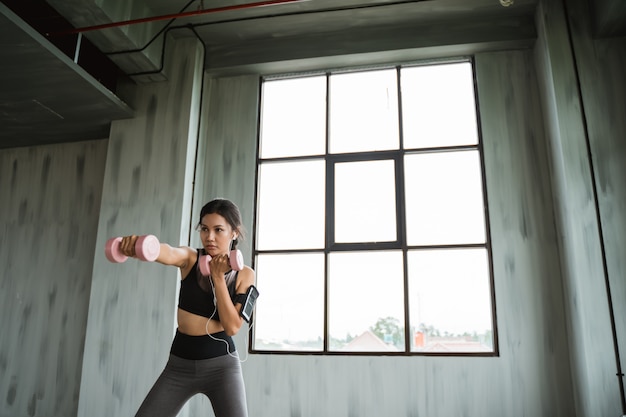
left=252, top=60, right=496, bottom=355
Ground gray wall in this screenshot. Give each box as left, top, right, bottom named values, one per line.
left=76, top=35, right=204, bottom=417
left=204, top=50, right=575, bottom=416
left=180, top=74, right=261, bottom=416
left=1, top=0, right=625, bottom=416
left=191, top=75, right=259, bottom=259
left=534, top=0, right=626, bottom=415
left=0, top=139, right=107, bottom=417
left=568, top=0, right=626, bottom=378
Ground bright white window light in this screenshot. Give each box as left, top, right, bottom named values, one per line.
left=254, top=60, right=495, bottom=355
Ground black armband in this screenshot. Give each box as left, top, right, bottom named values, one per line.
left=233, top=293, right=247, bottom=305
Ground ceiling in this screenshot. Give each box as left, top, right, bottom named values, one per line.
left=1, top=0, right=625, bottom=149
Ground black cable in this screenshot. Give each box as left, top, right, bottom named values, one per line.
left=105, top=0, right=431, bottom=57
left=106, top=0, right=198, bottom=56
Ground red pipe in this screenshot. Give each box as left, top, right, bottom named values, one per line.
left=53, top=0, right=307, bottom=35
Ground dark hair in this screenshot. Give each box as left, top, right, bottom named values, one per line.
left=198, top=198, right=245, bottom=248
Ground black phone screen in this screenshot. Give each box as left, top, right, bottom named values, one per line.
left=240, top=285, right=259, bottom=323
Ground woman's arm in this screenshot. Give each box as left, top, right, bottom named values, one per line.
left=119, top=235, right=196, bottom=270
left=156, top=244, right=197, bottom=269
left=209, top=254, right=256, bottom=336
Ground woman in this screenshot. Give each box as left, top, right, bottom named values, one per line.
left=119, top=198, right=256, bottom=417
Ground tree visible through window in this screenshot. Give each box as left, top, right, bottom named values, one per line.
left=252, top=60, right=496, bottom=355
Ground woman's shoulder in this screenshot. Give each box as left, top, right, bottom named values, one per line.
left=178, top=246, right=200, bottom=278
left=241, top=264, right=255, bottom=276
left=236, top=265, right=255, bottom=286
left=181, top=246, right=200, bottom=263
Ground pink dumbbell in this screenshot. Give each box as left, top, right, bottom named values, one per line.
left=104, top=235, right=161, bottom=263
left=199, top=250, right=244, bottom=276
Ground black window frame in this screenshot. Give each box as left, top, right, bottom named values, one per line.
left=250, top=57, right=499, bottom=357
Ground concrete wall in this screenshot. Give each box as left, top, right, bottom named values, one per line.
left=76, top=35, right=203, bottom=417
left=190, top=75, right=259, bottom=259
left=180, top=74, right=261, bottom=416
left=567, top=0, right=626, bottom=383
left=0, top=139, right=107, bottom=417
left=46, top=0, right=167, bottom=77
left=534, top=0, right=626, bottom=415
left=190, top=49, right=577, bottom=416
left=2, top=1, right=625, bottom=416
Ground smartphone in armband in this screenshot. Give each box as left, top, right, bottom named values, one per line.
left=240, top=285, right=259, bottom=323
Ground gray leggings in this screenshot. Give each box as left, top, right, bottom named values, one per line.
left=135, top=353, right=248, bottom=417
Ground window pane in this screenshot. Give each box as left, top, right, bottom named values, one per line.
left=335, top=160, right=396, bottom=243
left=405, top=150, right=486, bottom=245
left=408, top=248, right=493, bottom=352
left=257, top=160, right=325, bottom=250
left=329, top=69, right=399, bottom=153
left=255, top=61, right=494, bottom=356
left=401, top=62, right=478, bottom=149
left=260, top=76, right=327, bottom=158
left=328, top=251, right=405, bottom=352
left=253, top=253, right=325, bottom=351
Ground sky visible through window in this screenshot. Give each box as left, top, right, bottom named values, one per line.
left=254, top=61, right=494, bottom=354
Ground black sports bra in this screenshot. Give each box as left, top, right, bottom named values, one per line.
left=178, top=250, right=238, bottom=321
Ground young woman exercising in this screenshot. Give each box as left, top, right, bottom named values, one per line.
left=118, top=198, right=256, bottom=417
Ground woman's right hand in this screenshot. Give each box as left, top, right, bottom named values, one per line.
left=119, top=235, right=138, bottom=258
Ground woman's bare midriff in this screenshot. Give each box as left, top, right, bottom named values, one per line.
left=177, top=308, right=224, bottom=336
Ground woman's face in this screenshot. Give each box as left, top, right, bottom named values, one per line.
left=199, top=213, right=236, bottom=256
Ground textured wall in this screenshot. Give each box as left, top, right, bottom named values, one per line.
left=3, top=2, right=623, bottom=416
left=0, top=139, right=107, bottom=417
left=45, top=0, right=166, bottom=77
left=192, top=53, right=576, bottom=416
left=568, top=0, right=626, bottom=390
left=180, top=74, right=261, bottom=415
left=475, top=49, right=575, bottom=415
left=76, top=36, right=203, bottom=417
left=191, top=75, right=259, bottom=258
left=534, top=0, right=625, bottom=415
